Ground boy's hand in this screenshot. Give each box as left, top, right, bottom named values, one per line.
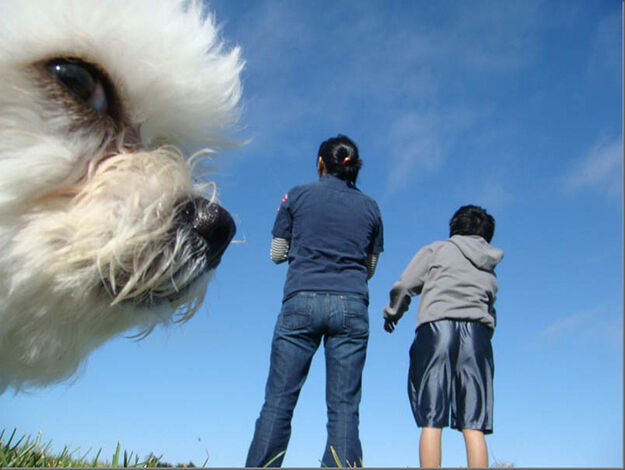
left=384, top=318, right=397, bottom=333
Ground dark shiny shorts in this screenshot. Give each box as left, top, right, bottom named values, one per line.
left=408, top=319, right=494, bottom=434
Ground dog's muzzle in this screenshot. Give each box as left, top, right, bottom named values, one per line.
left=103, top=197, right=235, bottom=306
left=175, top=197, right=236, bottom=270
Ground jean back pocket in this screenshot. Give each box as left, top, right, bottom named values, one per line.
left=341, top=295, right=369, bottom=333
left=280, top=292, right=315, bottom=329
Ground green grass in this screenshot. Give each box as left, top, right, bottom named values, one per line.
left=327, top=446, right=362, bottom=468
left=2, top=428, right=512, bottom=468
left=0, top=428, right=201, bottom=468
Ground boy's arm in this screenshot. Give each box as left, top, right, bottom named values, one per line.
left=383, top=245, right=433, bottom=323
left=383, top=282, right=412, bottom=323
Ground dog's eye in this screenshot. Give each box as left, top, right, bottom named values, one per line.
left=46, top=59, right=109, bottom=114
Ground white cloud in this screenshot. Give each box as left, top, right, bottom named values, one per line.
left=562, top=136, right=623, bottom=197
left=444, top=0, right=542, bottom=71
left=538, top=311, right=593, bottom=339
left=476, top=182, right=511, bottom=209
left=387, top=112, right=444, bottom=188
left=218, top=0, right=551, bottom=190
left=537, top=307, right=622, bottom=350
left=587, top=8, right=621, bottom=82
left=386, top=107, right=484, bottom=189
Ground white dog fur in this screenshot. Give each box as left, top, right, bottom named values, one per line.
left=0, top=0, right=243, bottom=391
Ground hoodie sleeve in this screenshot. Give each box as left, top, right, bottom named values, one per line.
left=383, top=245, right=433, bottom=321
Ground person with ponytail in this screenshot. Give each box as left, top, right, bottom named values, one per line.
left=246, top=135, right=384, bottom=468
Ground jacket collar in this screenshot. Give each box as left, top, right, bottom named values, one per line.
left=320, top=174, right=357, bottom=190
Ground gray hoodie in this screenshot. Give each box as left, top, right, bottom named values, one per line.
left=383, top=235, right=504, bottom=329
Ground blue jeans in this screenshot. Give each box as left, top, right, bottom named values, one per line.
left=246, top=292, right=369, bottom=467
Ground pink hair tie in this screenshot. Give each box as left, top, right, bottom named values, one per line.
left=343, top=156, right=352, bottom=164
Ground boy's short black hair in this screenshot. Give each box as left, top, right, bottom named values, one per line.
left=449, top=205, right=495, bottom=242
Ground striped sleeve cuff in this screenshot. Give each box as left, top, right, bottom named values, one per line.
left=270, top=237, right=290, bottom=264
left=366, top=253, right=379, bottom=279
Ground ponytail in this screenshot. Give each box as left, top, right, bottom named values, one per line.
left=318, top=134, right=362, bottom=183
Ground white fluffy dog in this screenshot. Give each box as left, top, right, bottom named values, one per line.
left=0, top=0, right=244, bottom=391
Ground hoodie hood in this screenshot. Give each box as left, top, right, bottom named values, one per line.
left=449, top=235, right=503, bottom=271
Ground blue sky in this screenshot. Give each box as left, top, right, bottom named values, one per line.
left=2, top=0, right=622, bottom=467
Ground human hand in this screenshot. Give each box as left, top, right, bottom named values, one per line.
left=384, top=318, right=397, bottom=333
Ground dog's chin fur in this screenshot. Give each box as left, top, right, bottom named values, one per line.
left=0, top=0, right=244, bottom=392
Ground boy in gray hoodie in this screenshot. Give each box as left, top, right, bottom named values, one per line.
left=383, top=205, right=503, bottom=468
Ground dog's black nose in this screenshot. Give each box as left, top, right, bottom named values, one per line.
left=177, top=198, right=236, bottom=269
